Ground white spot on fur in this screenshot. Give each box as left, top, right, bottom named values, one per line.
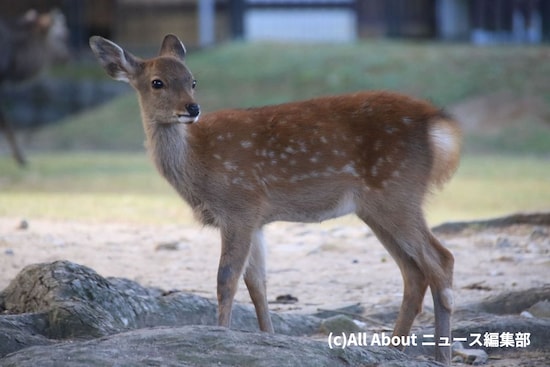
left=240, top=140, right=252, bottom=149
left=223, top=161, right=238, bottom=171
left=264, top=174, right=280, bottom=183
left=213, top=154, right=222, bottom=160
left=402, top=117, right=413, bottom=125
left=285, top=146, right=297, bottom=154
left=342, top=163, right=359, bottom=177
left=231, top=177, right=255, bottom=190
left=290, top=173, right=313, bottom=183
left=320, top=136, right=328, bottom=144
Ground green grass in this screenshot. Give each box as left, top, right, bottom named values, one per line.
left=0, top=153, right=194, bottom=224
left=188, top=41, right=550, bottom=109
left=36, top=41, right=550, bottom=153
left=426, top=155, right=550, bottom=223
left=0, top=153, right=548, bottom=226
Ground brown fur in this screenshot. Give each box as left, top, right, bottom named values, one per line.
left=90, top=34, right=461, bottom=365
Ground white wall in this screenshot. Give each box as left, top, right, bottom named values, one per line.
left=245, top=8, right=357, bottom=43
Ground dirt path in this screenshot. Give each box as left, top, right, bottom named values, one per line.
left=1, top=214, right=548, bottom=365
left=1, top=215, right=547, bottom=307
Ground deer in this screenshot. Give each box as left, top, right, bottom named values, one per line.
left=0, top=9, right=70, bottom=166
left=89, top=34, right=461, bottom=365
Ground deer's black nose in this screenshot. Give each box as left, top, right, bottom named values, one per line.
left=186, top=103, right=200, bottom=117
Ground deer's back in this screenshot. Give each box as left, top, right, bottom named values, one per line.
left=176, top=91, right=458, bottom=225
left=192, top=91, right=444, bottom=188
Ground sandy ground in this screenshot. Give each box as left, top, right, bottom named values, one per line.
left=0, top=215, right=549, bottom=365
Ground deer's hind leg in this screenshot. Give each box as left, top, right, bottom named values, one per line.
left=359, top=209, right=453, bottom=365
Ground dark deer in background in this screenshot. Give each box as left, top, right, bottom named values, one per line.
left=90, top=34, right=461, bottom=365
left=0, top=9, right=70, bottom=166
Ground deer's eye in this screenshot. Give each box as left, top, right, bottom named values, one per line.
left=151, top=79, right=164, bottom=89
left=192, top=79, right=197, bottom=89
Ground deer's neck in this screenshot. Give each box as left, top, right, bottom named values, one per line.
left=144, top=120, right=201, bottom=202
left=146, top=122, right=187, bottom=172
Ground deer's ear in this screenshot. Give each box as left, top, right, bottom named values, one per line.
left=159, top=34, right=186, bottom=61
left=89, top=36, right=141, bottom=83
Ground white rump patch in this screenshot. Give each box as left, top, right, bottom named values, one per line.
left=429, top=123, right=458, bottom=158
left=427, top=119, right=461, bottom=186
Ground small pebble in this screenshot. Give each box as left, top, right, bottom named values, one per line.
left=452, top=342, right=489, bottom=365
left=18, top=219, right=29, bottom=230
left=520, top=311, right=534, bottom=318
left=156, top=241, right=181, bottom=251
left=273, top=294, right=298, bottom=304
left=530, top=227, right=548, bottom=240
left=496, top=237, right=512, bottom=248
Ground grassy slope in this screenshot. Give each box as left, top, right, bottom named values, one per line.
left=1, top=41, right=549, bottom=225
left=0, top=153, right=548, bottom=225
left=35, top=41, right=550, bottom=152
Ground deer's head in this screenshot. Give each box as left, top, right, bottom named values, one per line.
left=90, top=34, right=200, bottom=125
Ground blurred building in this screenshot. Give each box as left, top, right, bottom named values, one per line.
left=0, top=0, right=548, bottom=51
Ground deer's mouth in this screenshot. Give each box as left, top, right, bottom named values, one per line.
left=176, top=113, right=200, bottom=124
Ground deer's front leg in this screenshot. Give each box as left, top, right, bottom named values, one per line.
left=217, top=225, right=254, bottom=328
left=244, top=229, right=274, bottom=332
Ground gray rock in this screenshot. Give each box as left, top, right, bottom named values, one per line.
left=0, top=260, right=320, bottom=357
left=0, top=325, right=443, bottom=367
left=432, top=212, right=550, bottom=234
left=468, top=285, right=550, bottom=315
left=319, top=315, right=363, bottom=335
left=451, top=314, right=550, bottom=351
left=525, top=300, right=550, bottom=319
left=452, top=342, right=489, bottom=365
left=3, top=260, right=548, bottom=366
